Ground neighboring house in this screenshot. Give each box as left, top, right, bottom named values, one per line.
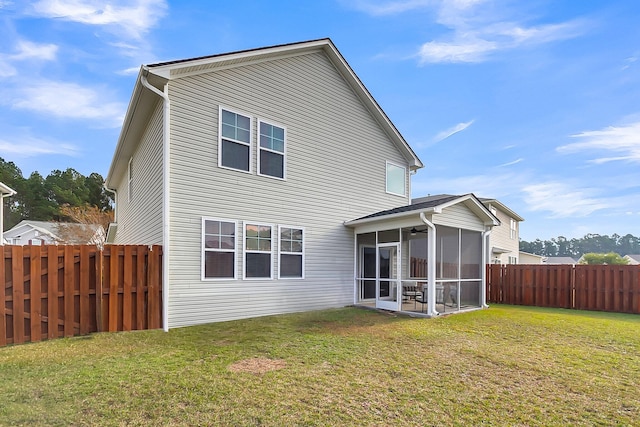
left=542, top=256, right=577, bottom=265
left=1, top=182, right=17, bottom=244
left=623, top=255, right=640, bottom=265
left=3, top=220, right=105, bottom=246
left=105, top=38, right=500, bottom=329
left=480, top=198, right=524, bottom=264
left=519, top=251, right=544, bottom=264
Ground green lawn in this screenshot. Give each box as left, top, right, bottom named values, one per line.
left=1, top=305, right=639, bottom=426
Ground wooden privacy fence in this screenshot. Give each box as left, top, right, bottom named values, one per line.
left=487, top=264, right=640, bottom=314
left=0, top=245, right=162, bottom=347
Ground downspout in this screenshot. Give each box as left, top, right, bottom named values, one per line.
left=141, top=68, right=171, bottom=332
left=481, top=226, right=492, bottom=308
left=419, top=212, right=438, bottom=317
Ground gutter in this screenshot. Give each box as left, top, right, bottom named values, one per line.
left=140, top=67, right=171, bottom=332
left=419, top=212, right=439, bottom=317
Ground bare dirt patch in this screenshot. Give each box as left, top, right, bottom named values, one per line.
left=228, top=357, right=287, bottom=374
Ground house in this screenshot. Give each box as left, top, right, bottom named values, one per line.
left=479, top=198, right=524, bottom=264
left=623, top=255, right=640, bottom=265
left=542, top=256, right=577, bottom=265
left=413, top=195, right=524, bottom=264
left=519, top=251, right=544, bottom=264
left=105, top=38, right=500, bottom=329
left=1, top=182, right=17, bottom=244
left=3, top=220, right=105, bottom=246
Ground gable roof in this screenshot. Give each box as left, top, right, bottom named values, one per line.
left=478, top=197, right=524, bottom=222
left=345, top=193, right=500, bottom=227
left=542, top=256, right=577, bottom=264
left=623, top=254, right=640, bottom=263
left=0, top=182, right=16, bottom=196
left=106, top=38, right=423, bottom=188
left=5, top=220, right=103, bottom=245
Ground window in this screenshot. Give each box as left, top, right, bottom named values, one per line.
left=202, top=218, right=237, bottom=279
left=127, top=157, right=133, bottom=202
left=510, top=218, right=517, bottom=239
left=219, top=107, right=251, bottom=172
left=245, top=223, right=273, bottom=278
left=258, top=120, right=286, bottom=179
left=508, top=256, right=518, bottom=264
left=386, top=162, right=406, bottom=196
left=279, top=226, right=304, bottom=278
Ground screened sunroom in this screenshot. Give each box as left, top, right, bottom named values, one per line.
left=345, top=194, right=499, bottom=317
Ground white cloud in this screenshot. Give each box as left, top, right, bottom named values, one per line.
left=522, top=182, right=608, bottom=218
left=432, top=119, right=474, bottom=142
left=347, top=0, right=434, bottom=16
left=498, top=158, right=523, bottom=167
left=10, top=80, right=125, bottom=126
left=0, top=135, right=79, bottom=157
left=557, top=121, right=640, bottom=163
left=10, top=39, right=58, bottom=61
left=31, top=0, right=168, bottom=38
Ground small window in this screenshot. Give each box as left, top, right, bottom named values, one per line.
left=279, top=226, right=304, bottom=278
left=258, top=120, right=286, bottom=179
left=386, top=162, right=406, bottom=196
left=245, top=223, right=273, bottom=279
left=202, top=218, right=237, bottom=279
left=127, top=157, right=133, bottom=202
left=510, top=219, right=517, bottom=239
left=219, top=107, right=251, bottom=172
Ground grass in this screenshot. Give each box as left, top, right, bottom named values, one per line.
left=0, top=305, right=639, bottom=426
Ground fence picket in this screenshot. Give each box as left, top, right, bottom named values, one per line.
left=487, top=264, right=640, bottom=314
left=0, top=244, right=162, bottom=347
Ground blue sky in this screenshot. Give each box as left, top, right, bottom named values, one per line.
left=0, top=0, right=639, bottom=241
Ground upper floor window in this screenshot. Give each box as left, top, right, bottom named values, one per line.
left=245, top=223, right=273, bottom=279
left=258, top=120, right=286, bottom=179
left=202, top=218, right=237, bottom=279
left=386, top=162, right=406, bottom=196
left=510, top=218, right=517, bottom=239
left=279, top=226, right=304, bottom=278
left=219, top=107, right=251, bottom=172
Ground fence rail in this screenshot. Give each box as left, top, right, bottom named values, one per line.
left=486, top=264, right=640, bottom=314
left=1, top=244, right=162, bottom=347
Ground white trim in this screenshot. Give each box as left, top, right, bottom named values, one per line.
left=257, top=118, right=287, bottom=180
left=243, top=221, right=274, bottom=280
left=385, top=161, right=406, bottom=197
left=201, top=217, right=239, bottom=281
left=277, top=225, right=304, bottom=279
left=127, top=157, right=133, bottom=203
left=218, top=105, right=253, bottom=174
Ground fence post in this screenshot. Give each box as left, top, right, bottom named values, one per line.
left=30, top=245, right=42, bottom=343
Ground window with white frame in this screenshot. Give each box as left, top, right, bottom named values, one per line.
left=127, top=157, right=133, bottom=202
left=508, top=256, right=517, bottom=264
left=386, top=162, right=406, bottom=196
left=510, top=218, right=517, bottom=239
left=258, top=120, right=286, bottom=179
left=219, top=107, right=251, bottom=172
left=202, top=218, right=237, bottom=279
left=245, top=223, right=273, bottom=278
left=279, top=226, right=304, bottom=278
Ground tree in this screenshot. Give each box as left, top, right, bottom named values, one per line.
left=0, top=158, right=25, bottom=228
left=59, top=204, right=114, bottom=233
left=21, top=172, right=57, bottom=220
left=579, top=252, right=629, bottom=265
left=85, top=172, right=113, bottom=211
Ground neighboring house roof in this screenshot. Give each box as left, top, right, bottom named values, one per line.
left=0, top=182, right=16, bottom=196
left=5, top=220, right=104, bottom=245
left=478, top=197, right=525, bottom=222
left=623, top=254, right=640, bottom=264
left=106, top=38, right=423, bottom=188
left=346, top=193, right=500, bottom=226
left=542, top=256, right=577, bottom=264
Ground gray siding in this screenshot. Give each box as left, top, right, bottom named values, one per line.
left=487, top=205, right=519, bottom=263
left=167, top=51, right=411, bottom=327
left=114, top=100, right=164, bottom=245
left=433, top=204, right=485, bottom=232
